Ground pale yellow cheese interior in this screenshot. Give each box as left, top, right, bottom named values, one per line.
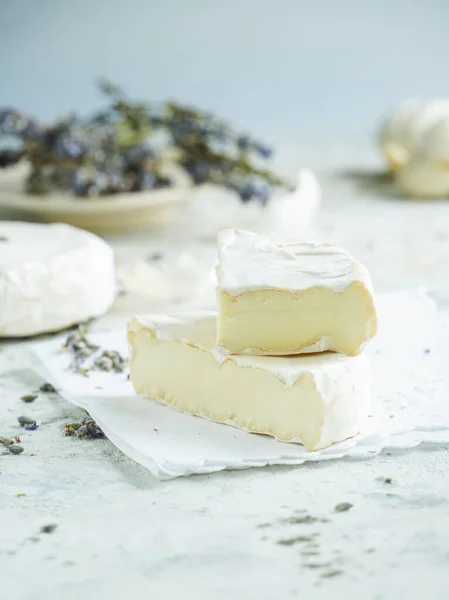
left=128, top=313, right=370, bottom=451
left=217, top=281, right=377, bottom=356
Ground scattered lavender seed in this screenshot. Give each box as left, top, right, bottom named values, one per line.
left=424, top=348, right=431, bottom=354
left=0, top=436, right=14, bottom=446
left=68, top=415, right=104, bottom=440
left=24, top=421, right=38, bottom=431
left=86, top=422, right=104, bottom=438
left=100, top=350, right=126, bottom=372
left=94, top=355, right=113, bottom=371
left=277, top=536, right=315, bottom=546
left=63, top=423, right=80, bottom=436
left=21, top=394, right=37, bottom=403
left=8, top=444, right=24, bottom=454
left=321, top=570, right=344, bottom=579
left=334, top=503, right=353, bottom=513
left=282, top=515, right=327, bottom=525
left=39, top=382, right=56, bottom=393
left=63, top=325, right=126, bottom=376
left=76, top=425, right=88, bottom=439
left=40, top=524, right=58, bottom=534
left=303, top=562, right=331, bottom=570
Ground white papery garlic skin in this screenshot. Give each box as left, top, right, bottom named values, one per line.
left=396, top=115, right=449, bottom=198
left=379, top=99, right=449, bottom=172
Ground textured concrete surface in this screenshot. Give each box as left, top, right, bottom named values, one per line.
left=2, top=143, right=449, bottom=599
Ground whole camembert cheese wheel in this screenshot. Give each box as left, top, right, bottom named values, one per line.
left=0, top=221, right=116, bottom=337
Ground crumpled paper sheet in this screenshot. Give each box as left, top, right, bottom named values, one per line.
left=27, top=290, right=449, bottom=480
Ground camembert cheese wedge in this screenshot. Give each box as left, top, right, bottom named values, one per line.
left=217, top=229, right=377, bottom=356
left=128, top=311, right=370, bottom=451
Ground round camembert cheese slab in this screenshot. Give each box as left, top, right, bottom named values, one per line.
left=0, top=221, right=116, bottom=337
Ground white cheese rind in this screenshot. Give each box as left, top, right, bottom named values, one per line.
left=217, top=229, right=374, bottom=295
left=0, top=221, right=116, bottom=337
left=128, top=312, right=371, bottom=451
left=216, top=229, right=377, bottom=356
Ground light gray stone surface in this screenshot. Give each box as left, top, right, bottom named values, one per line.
left=2, top=149, right=449, bottom=600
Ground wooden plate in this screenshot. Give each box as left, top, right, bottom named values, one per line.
left=0, top=165, right=194, bottom=234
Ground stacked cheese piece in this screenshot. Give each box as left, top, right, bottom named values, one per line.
left=128, top=229, right=377, bottom=451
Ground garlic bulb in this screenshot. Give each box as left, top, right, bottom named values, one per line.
left=378, top=99, right=449, bottom=171
left=396, top=115, right=449, bottom=198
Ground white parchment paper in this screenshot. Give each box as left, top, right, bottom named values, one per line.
left=27, top=290, right=449, bottom=479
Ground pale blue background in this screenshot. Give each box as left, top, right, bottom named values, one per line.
left=1, top=0, right=449, bottom=161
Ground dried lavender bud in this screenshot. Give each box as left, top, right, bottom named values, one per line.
left=76, top=425, right=88, bottom=439
left=24, top=421, right=38, bottom=431
left=0, top=148, right=24, bottom=168
left=0, top=436, right=14, bottom=446
left=334, top=502, right=353, bottom=513
left=65, top=414, right=104, bottom=440
left=1, top=79, right=292, bottom=205
left=77, top=345, right=93, bottom=358
left=64, top=326, right=98, bottom=352
left=253, top=142, right=272, bottom=159
left=63, top=423, right=80, bottom=436
left=39, top=383, right=56, bottom=393
left=182, top=158, right=212, bottom=184
left=63, top=326, right=101, bottom=375
left=107, top=350, right=126, bottom=372
left=86, top=421, right=104, bottom=438
left=94, top=355, right=113, bottom=371
left=40, top=524, right=58, bottom=534
left=0, top=108, right=31, bottom=136
left=21, top=394, right=38, bottom=403
left=17, top=416, right=35, bottom=426
left=8, top=444, right=24, bottom=455
left=94, top=349, right=126, bottom=373
left=52, top=135, right=86, bottom=160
